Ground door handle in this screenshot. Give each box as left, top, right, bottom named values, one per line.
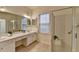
left=68, top=30, right=72, bottom=34
left=75, top=33, right=77, bottom=39
left=54, top=35, right=59, bottom=40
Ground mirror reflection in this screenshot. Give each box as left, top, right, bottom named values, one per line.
left=27, top=18, right=31, bottom=26
left=0, top=12, right=31, bottom=36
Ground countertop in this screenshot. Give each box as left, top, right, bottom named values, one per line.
left=0, top=31, right=37, bottom=42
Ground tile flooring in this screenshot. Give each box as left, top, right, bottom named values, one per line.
left=16, top=41, right=50, bottom=52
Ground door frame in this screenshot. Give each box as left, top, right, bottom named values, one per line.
left=51, top=7, right=76, bottom=52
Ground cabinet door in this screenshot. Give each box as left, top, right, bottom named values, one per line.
left=0, top=44, right=15, bottom=52
left=32, top=33, right=37, bottom=42
left=0, top=39, right=15, bottom=52
left=7, top=39, right=15, bottom=52
left=27, top=35, right=33, bottom=46
left=22, top=34, right=37, bottom=47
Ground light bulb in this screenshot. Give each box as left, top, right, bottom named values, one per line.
left=23, top=14, right=30, bottom=19
left=0, top=8, right=6, bottom=11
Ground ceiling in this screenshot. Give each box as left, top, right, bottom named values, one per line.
left=28, top=6, right=69, bottom=10
left=0, top=6, right=70, bottom=17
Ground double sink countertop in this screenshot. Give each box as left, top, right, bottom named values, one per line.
left=0, top=31, right=37, bottom=42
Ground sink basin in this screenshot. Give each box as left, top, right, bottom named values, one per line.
left=0, top=36, right=7, bottom=39
left=0, top=33, right=11, bottom=39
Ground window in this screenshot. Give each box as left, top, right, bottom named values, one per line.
left=39, top=13, right=49, bottom=33
left=21, top=17, right=27, bottom=31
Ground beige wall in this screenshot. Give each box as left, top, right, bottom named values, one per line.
left=38, top=33, right=51, bottom=45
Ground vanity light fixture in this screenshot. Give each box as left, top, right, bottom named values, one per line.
left=0, top=8, right=6, bottom=12
left=23, top=14, right=31, bottom=19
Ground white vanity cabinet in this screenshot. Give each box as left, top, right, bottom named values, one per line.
left=0, top=31, right=37, bottom=52
left=23, top=33, right=37, bottom=46
left=32, top=33, right=37, bottom=42
left=0, top=39, right=15, bottom=52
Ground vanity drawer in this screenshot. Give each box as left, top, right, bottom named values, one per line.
left=0, top=39, right=15, bottom=52
left=32, top=34, right=37, bottom=41
left=15, top=36, right=26, bottom=41
left=0, top=40, right=13, bottom=47
left=0, top=44, right=15, bottom=52
left=23, top=34, right=37, bottom=46
left=25, top=35, right=32, bottom=46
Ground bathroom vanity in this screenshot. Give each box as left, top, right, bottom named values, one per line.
left=0, top=31, right=37, bottom=52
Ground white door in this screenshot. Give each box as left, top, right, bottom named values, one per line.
left=75, top=7, right=79, bottom=51
left=52, top=8, right=73, bottom=52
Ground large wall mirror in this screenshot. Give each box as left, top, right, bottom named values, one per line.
left=0, top=12, right=32, bottom=36
left=0, top=12, right=22, bottom=36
